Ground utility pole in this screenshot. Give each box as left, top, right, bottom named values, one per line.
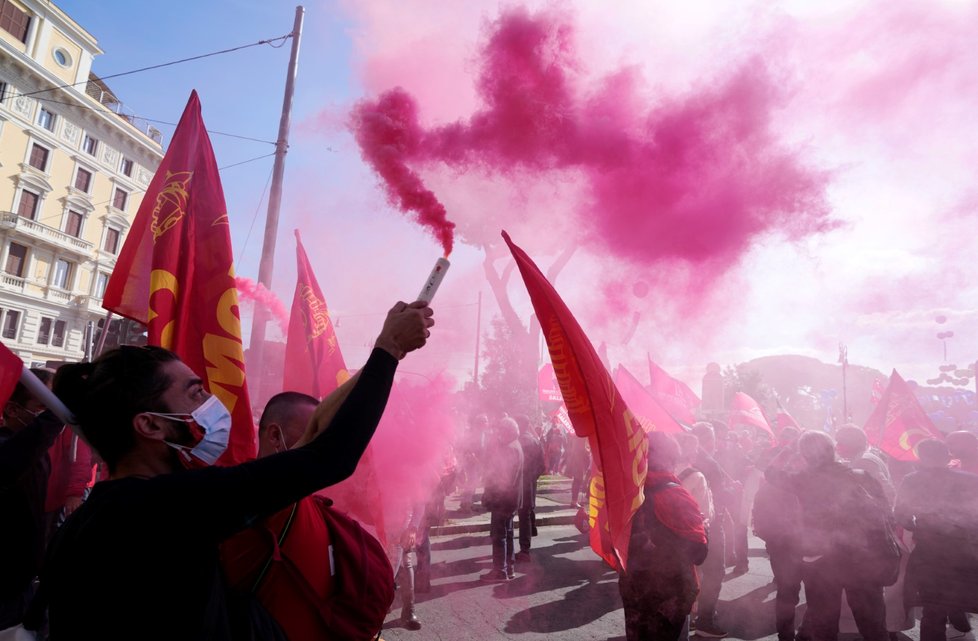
left=247, top=6, right=304, bottom=397
left=839, top=343, right=849, bottom=422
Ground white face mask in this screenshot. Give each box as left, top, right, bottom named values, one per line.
left=146, top=395, right=232, bottom=467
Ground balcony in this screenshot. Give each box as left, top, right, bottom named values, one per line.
left=0, top=212, right=94, bottom=257
left=0, top=273, right=27, bottom=292
left=85, top=75, right=164, bottom=145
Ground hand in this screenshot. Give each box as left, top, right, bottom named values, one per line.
left=374, top=301, right=435, bottom=360
left=64, top=495, right=84, bottom=516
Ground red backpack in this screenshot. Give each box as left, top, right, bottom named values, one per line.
left=221, top=496, right=395, bottom=641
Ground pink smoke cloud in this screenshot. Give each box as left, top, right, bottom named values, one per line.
left=235, top=276, right=289, bottom=334
left=350, top=7, right=834, bottom=284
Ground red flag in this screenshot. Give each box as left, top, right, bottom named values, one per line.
left=614, top=365, right=684, bottom=434
left=283, top=230, right=347, bottom=394
left=503, top=231, right=647, bottom=571
left=103, top=91, right=254, bottom=463
left=863, top=370, right=942, bottom=461
left=729, top=392, right=775, bottom=439
left=647, top=356, right=700, bottom=424
left=0, top=342, right=23, bottom=409
left=283, top=230, right=386, bottom=544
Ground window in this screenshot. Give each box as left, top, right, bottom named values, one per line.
left=83, top=135, right=98, bottom=156
left=36, top=317, right=52, bottom=345
left=112, top=188, right=128, bottom=211
left=5, top=243, right=27, bottom=276
left=52, top=259, right=73, bottom=289
left=28, top=143, right=49, bottom=171
left=52, top=320, right=66, bottom=347
left=65, top=210, right=83, bottom=237
left=0, top=0, right=31, bottom=43
left=74, top=167, right=92, bottom=192
left=94, top=272, right=109, bottom=298
left=16, top=190, right=39, bottom=219
left=2, top=310, right=20, bottom=340
left=37, top=108, right=55, bottom=131
left=120, top=157, right=134, bottom=177
left=53, top=48, right=71, bottom=67
left=103, top=227, right=121, bottom=254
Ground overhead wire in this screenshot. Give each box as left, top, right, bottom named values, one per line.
left=17, top=34, right=294, bottom=99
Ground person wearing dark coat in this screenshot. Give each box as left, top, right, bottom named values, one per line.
left=515, top=416, right=544, bottom=561
left=895, top=438, right=978, bottom=641
left=766, top=431, right=891, bottom=641
left=0, top=381, right=64, bottom=629
left=481, top=417, right=523, bottom=582
left=619, top=432, right=708, bottom=641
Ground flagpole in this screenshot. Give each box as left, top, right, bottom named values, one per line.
left=248, top=5, right=304, bottom=398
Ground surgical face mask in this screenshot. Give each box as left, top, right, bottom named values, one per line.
left=145, top=395, right=232, bottom=468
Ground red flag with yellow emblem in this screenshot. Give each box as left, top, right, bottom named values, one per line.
left=102, top=91, right=255, bottom=464
left=863, top=369, right=942, bottom=461
left=283, top=230, right=387, bottom=544
left=283, top=230, right=346, bottom=394
left=503, top=231, right=647, bottom=571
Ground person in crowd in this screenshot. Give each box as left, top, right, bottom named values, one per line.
left=39, top=300, right=433, bottom=641
left=515, top=415, right=545, bottom=562
left=481, top=417, right=523, bottom=582
left=675, top=432, right=713, bottom=526
left=24, top=368, right=97, bottom=546
left=223, top=388, right=365, bottom=641
left=946, top=430, right=978, bottom=474
left=752, top=427, right=804, bottom=641
left=835, top=424, right=894, bottom=502
left=689, top=421, right=735, bottom=638
left=895, top=438, right=978, bottom=641
left=718, top=428, right=752, bottom=574
left=834, top=425, right=910, bottom=636
left=458, top=414, right=487, bottom=512
left=0, top=376, right=65, bottom=629
left=391, top=503, right=426, bottom=631
left=766, top=431, right=891, bottom=641
left=544, top=419, right=566, bottom=474
left=619, top=432, right=708, bottom=641
left=565, top=436, right=590, bottom=509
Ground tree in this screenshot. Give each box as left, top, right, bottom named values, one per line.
left=477, top=316, right=538, bottom=419
left=721, top=364, right=771, bottom=408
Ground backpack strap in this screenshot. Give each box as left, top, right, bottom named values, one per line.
left=250, top=502, right=300, bottom=593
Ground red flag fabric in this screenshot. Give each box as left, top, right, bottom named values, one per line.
left=729, top=392, right=775, bottom=439
left=863, top=370, right=943, bottom=461
left=648, top=356, right=700, bottom=424
left=614, top=365, right=684, bottom=434
left=774, top=410, right=801, bottom=433
left=503, top=231, right=647, bottom=571
left=283, top=231, right=347, bottom=394
left=102, top=91, right=254, bottom=463
left=0, top=342, right=23, bottom=409
left=282, top=230, right=387, bottom=544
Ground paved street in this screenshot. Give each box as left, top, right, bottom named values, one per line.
left=379, top=479, right=957, bottom=641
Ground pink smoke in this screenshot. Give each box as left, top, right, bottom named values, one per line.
left=369, top=374, right=457, bottom=533
left=234, top=276, right=289, bottom=333
left=351, top=91, right=457, bottom=256
left=350, top=7, right=833, bottom=277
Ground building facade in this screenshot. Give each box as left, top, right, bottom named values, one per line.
left=0, top=0, right=162, bottom=366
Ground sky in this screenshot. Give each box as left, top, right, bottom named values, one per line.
left=55, top=0, right=978, bottom=392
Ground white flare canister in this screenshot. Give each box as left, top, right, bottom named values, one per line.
left=417, top=257, right=450, bottom=303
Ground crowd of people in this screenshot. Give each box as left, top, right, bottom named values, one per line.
left=2, top=296, right=977, bottom=641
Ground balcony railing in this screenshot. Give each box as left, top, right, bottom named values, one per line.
left=0, top=273, right=26, bottom=292
left=0, top=212, right=94, bottom=256
left=85, top=79, right=164, bottom=145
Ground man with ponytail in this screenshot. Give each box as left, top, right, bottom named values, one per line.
left=39, top=300, right=434, bottom=641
